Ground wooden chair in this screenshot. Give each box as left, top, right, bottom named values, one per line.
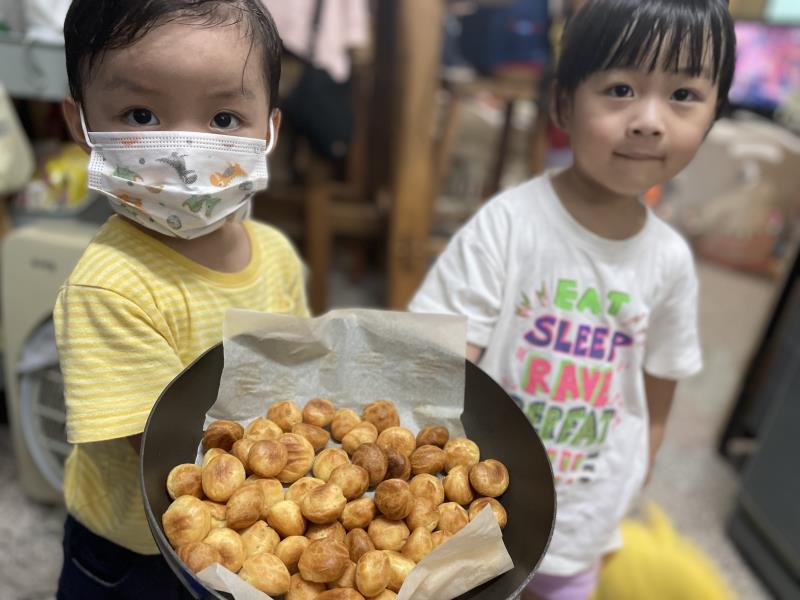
left=255, top=0, right=446, bottom=313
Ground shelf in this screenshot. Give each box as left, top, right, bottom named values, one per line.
left=0, top=32, right=67, bottom=101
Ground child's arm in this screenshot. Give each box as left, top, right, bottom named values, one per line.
left=466, top=343, right=484, bottom=364
left=644, top=372, right=677, bottom=482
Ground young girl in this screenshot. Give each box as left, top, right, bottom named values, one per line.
left=410, top=1, right=736, bottom=599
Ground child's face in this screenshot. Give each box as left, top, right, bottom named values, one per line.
left=68, top=19, right=276, bottom=142
left=559, top=57, right=718, bottom=197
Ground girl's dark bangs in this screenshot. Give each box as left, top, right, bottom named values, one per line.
left=600, top=6, right=724, bottom=82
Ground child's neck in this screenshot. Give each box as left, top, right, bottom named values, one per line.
left=129, top=219, right=252, bottom=273
left=551, top=166, right=647, bottom=241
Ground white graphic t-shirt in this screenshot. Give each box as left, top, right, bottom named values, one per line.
left=410, top=173, right=702, bottom=575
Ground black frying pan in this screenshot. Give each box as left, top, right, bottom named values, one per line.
left=140, top=343, right=555, bottom=599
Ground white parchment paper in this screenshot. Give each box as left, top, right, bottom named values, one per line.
left=209, top=308, right=467, bottom=434
left=193, top=308, right=514, bottom=599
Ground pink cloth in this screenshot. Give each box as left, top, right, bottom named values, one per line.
left=526, top=563, right=600, bottom=600
left=260, top=0, right=370, bottom=82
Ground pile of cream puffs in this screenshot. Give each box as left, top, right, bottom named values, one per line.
left=162, top=399, right=510, bottom=599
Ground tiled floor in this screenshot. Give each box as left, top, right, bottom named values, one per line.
left=0, top=258, right=778, bottom=599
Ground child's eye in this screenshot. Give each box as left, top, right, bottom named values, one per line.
left=125, top=108, right=159, bottom=126
left=606, top=84, right=634, bottom=98
left=211, top=112, right=241, bottom=130
left=671, top=88, right=698, bottom=102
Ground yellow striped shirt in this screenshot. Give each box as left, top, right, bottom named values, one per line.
left=53, top=216, right=308, bottom=554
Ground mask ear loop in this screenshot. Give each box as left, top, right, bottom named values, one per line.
left=266, top=113, right=277, bottom=155
left=78, top=106, right=96, bottom=149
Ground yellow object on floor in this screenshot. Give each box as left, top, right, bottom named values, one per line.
left=591, top=503, right=735, bottom=600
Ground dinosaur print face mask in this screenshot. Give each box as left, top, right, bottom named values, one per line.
left=80, top=110, right=276, bottom=239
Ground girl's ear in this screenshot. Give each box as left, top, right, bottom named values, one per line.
left=548, top=83, right=571, bottom=132
left=267, top=108, right=282, bottom=153
left=61, top=97, right=91, bottom=154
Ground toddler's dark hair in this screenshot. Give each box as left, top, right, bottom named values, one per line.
left=64, top=0, right=282, bottom=110
left=555, top=0, right=736, bottom=118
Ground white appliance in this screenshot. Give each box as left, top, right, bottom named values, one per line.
left=2, top=219, right=97, bottom=502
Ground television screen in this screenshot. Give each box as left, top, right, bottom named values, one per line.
left=728, top=20, right=800, bottom=113
left=765, top=0, right=800, bottom=24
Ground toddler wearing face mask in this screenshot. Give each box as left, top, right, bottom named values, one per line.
left=54, top=2, right=308, bottom=598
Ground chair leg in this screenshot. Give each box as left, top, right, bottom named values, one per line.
left=435, top=91, right=463, bottom=197
left=528, top=100, right=549, bottom=176
left=483, top=100, right=515, bottom=200
left=305, top=179, right=331, bottom=315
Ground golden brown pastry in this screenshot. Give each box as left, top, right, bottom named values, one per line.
left=275, top=535, right=311, bottom=574
left=177, top=541, right=222, bottom=574
left=362, top=400, right=400, bottom=433
left=239, top=520, right=280, bottom=558
left=400, top=527, right=434, bottom=563
left=242, top=476, right=285, bottom=519
left=239, top=551, right=292, bottom=595
left=469, top=459, right=510, bottom=497
left=443, top=464, right=474, bottom=506
left=383, top=550, right=416, bottom=592
left=405, top=497, right=439, bottom=532
left=163, top=495, right=211, bottom=547
left=201, top=447, right=228, bottom=469
left=268, top=400, right=304, bottom=432
left=286, top=572, right=326, bottom=600
left=329, top=559, right=357, bottom=589
left=203, top=500, right=228, bottom=529
left=431, top=530, right=452, bottom=548
left=376, top=426, right=416, bottom=457
left=225, top=483, right=263, bottom=530
left=350, top=443, right=387, bottom=486
left=331, top=408, right=361, bottom=442
left=203, top=527, right=245, bottom=573
left=276, top=433, right=316, bottom=483
left=166, top=464, right=203, bottom=500
left=267, top=500, right=307, bottom=537
left=202, top=453, right=246, bottom=502
left=384, top=447, right=411, bottom=481
left=356, top=549, right=390, bottom=597
left=367, top=517, right=410, bottom=551
left=303, top=397, right=337, bottom=428
left=298, top=538, right=351, bottom=583
left=231, top=437, right=257, bottom=472
left=437, top=502, right=469, bottom=535
left=416, top=426, right=449, bottom=448
left=342, top=421, right=379, bottom=455
left=410, top=445, right=447, bottom=475
left=292, top=422, right=331, bottom=452
left=328, top=464, right=370, bottom=501
left=313, top=447, right=350, bottom=482
left=469, top=497, right=508, bottom=529
left=248, top=439, right=288, bottom=478
left=302, top=482, right=347, bottom=524
left=346, top=527, right=376, bottom=563
left=408, top=473, right=445, bottom=506
left=316, top=589, right=366, bottom=600
left=285, top=476, right=326, bottom=504
left=202, top=419, right=244, bottom=451
left=374, top=479, right=414, bottom=520
left=444, top=437, right=481, bottom=472
left=340, top=497, right=377, bottom=531
left=369, top=590, right=398, bottom=600
left=244, top=416, right=283, bottom=441
left=306, top=520, right=347, bottom=544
